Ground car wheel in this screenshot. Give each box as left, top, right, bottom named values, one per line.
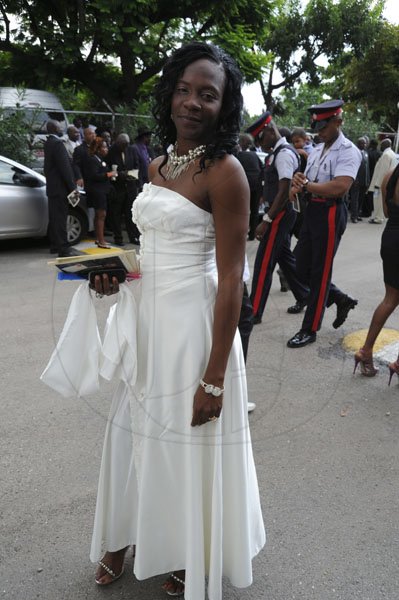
left=67, top=208, right=88, bottom=244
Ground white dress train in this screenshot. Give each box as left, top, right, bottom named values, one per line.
left=90, top=183, right=266, bottom=600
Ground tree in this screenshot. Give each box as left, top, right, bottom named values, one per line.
left=0, top=0, right=273, bottom=110
left=269, top=79, right=384, bottom=141
left=271, top=83, right=329, bottom=128
left=0, top=102, right=33, bottom=164
left=342, top=21, right=399, bottom=129
left=256, top=0, right=385, bottom=110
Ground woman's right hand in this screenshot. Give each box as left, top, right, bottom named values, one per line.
left=91, top=273, right=120, bottom=296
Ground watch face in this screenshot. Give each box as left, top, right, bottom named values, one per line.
left=212, top=388, right=222, bottom=397
left=205, top=384, right=214, bottom=394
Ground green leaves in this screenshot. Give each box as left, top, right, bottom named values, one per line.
left=256, top=0, right=385, bottom=113
left=342, top=21, right=399, bottom=128
left=0, top=101, right=33, bottom=165
left=0, top=0, right=277, bottom=109
left=0, top=0, right=391, bottom=129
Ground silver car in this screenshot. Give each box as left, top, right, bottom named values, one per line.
left=0, top=154, right=88, bottom=244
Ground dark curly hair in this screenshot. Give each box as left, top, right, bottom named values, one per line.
left=153, top=41, right=243, bottom=175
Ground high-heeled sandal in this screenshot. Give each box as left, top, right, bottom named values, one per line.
left=95, top=560, right=124, bottom=586
left=162, top=572, right=185, bottom=597
left=388, top=360, right=399, bottom=386
left=353, top=348, right=379, bottom=377
left=95, top=546, right=130, bottom=586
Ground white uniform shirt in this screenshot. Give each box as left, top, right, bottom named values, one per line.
left=272, top=137, right=299, bottom=180
left=305, top=131, right=361, bottom=184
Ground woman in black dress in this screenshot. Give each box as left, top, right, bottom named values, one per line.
left=86, top=137, right=117, bottom=249
left=354, top=164, right=399, bottom=380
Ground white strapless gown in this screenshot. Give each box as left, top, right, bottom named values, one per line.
left=90, top=183, right=266, bottom=600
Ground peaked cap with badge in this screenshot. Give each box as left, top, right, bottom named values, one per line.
left=245, top=111, right=273, bottom=138
left=308, top=99, right=344, bottom=132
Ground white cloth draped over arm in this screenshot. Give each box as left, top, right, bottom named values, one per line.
left=99, top=283, right=137, bottom=386
left=41, top=282, right=138, bottom=398
left=40, top=282, right=102, bottom=398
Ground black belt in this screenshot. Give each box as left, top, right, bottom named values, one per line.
left=310, top=196, right=343, bottom=205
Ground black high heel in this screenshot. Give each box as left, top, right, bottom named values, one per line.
left=353, top=348, right=378, bottom=377
left=388, top=361, right=399, bottom=386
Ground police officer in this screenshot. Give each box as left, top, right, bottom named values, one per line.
left=247, top=112, right=308, bottom=324
left=287, top=99, right=361, bottom=348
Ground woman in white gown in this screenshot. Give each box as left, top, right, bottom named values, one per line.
left=92, top=41, right=265, bottom=599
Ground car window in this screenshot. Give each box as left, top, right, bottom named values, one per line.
left=0, top=160, right=27, bottom=185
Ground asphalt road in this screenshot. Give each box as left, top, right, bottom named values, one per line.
left=1, top=221, right=398, bottom=600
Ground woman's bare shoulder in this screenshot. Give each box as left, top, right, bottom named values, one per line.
left=207, top=154, right=246, bottom=184
left=206, top=154, right=249, bottom=211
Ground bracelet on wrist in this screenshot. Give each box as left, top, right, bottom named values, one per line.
left=200, top=378, right=225, bottom=397
left=262, top=213, right=273, bottom=223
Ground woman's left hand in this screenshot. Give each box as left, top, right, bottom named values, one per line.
left=90, top=273, right=120, bottom=296
left=191, top=387, right=223, bottom=427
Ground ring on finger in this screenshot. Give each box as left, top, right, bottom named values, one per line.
left=95, top=292, right=104, bottom=299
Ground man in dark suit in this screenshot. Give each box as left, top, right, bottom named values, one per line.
left=363, top=139, right=382, bottom=217
left=44, top=120, right=79, bottom=257
left=107, top=133, right=141, bottom=245
left=349, top=137, right=370, bottom=223
left=72, top=127, right=96, bottom=186
left=72, top=127, right=96, bottom=236
left=236, top=133, right=263, bottom=240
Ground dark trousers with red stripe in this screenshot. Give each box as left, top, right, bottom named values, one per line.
left=250, top=204, right=308, bottom=321
left=295, top=200, right=348, bottom=333
left=238, top=283, right=253, bottom=362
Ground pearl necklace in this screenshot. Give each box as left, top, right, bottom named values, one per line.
left=165, top=143, right=206, bottom=180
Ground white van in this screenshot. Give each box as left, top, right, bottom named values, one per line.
left=0, top=87, right=69, bottom=171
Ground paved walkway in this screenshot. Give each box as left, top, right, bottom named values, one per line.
left=1, top=220, right=398, bottom=599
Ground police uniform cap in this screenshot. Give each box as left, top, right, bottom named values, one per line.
left=245, top=111, right=273, bottom=138
left=308, top=99, right=344, bottom=132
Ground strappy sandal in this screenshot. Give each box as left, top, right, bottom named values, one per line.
left=95, top=240, right=112, bottom=249
left=95, top=559, right=124, bottom=586
left=353, top=348, right=379, bottom=377
left=95, top=546, right=131, bottom=586
left=162, top=572, right=185, bottom=597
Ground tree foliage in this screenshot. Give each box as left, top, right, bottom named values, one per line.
left=0, top=105, right=33, bottom=164
left=273, top=82, right=384, bottom=141
left=257, top=0, right=385, bottom=109
left=0, top=0, right=392, bottom=132
left=0, top=0, right=273, bottom=110
left=342, top=21, right=399, bottom=129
